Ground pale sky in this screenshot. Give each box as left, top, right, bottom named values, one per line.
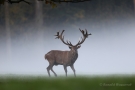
left=0, top=20, right=135, bottom=76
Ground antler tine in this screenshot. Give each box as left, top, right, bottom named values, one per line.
left=85, top=29, right=89, bottom=38
left=79, top=28, right=81, bottom=31
left=89, top=33, right=92, bottom=35
left=69, top=41, right=73, bottom=46
left=79, top=28, right=82, bottom=34
left=61, top=36, right=69, bottom=45
left=75, top=36, right=84, bottom=46
left=61, top=30, right=65, bottom=36
left=85, top=29, right=88, bottom=35
left=85, top=29, right=92, bottom=38
left=54, top=31, right=60, bottom=39
left=66, top=40, right=73, bottom=46
left=80, top=28, right=85, bottom=34
left=55, top=30, right=73, bottom=46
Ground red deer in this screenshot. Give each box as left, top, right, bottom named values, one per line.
left=45, top=28, right=91, bottom=77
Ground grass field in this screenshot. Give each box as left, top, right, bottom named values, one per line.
left=0, top=75, right=135, bottom=90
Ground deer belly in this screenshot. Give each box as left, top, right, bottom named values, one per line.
left=54, top=62, right=63, bottom=66
left=54, top=59, right=64, bottom=65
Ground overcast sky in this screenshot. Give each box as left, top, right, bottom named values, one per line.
left=0, top=0, right=135, bottom=76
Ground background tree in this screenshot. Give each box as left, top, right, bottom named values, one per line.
left=134, top=0, right=135, bottom=12
left=5, top=2, right=12, bottom=61
left=35, top=0, right=44, bottom=53
left=0, top=0, right=91, bottom=8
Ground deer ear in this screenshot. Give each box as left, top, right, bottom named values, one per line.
left=77, top=45, right=81, bottom=49
left=69, top=46, right=72, bottom=49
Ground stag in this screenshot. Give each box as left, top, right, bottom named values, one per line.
left=45, top=28, right=91, bottom=77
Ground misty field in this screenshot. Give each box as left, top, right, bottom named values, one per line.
left=0, top=75, right=135, bottom=90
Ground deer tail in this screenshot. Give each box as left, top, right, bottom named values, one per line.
left=45, top=51, right=50, bottom=60
left=44, top=54, right=47, bottom=60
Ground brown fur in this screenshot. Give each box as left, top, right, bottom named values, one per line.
left=45, top=46, right=80, bottom=77
left=45, top=50, right=78, bottom=66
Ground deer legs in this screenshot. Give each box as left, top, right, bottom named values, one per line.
left=47, top=64, right=76, bottom=77
left=70, top=65, right=76, bottom=77
left=63, top=65, right=67, bottom=77
left=51, top=68, right=57, bottom=77
left=47, top=65, right=51, bottom=77
left=47, top=64, right=57, bottom=77
left=63, top=65, right=76, bottom=77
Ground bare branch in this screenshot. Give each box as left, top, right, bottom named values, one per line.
left=7, top=0, right=30, bottom=4
left=51, top=0, right=91, bottom=3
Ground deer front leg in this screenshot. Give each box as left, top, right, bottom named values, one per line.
left=63, top=65, right=67, bottom=77
left=70, top=65, right=76, bottom=77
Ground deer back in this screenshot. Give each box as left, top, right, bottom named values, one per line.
left=45, top=50, right=69, bottom=65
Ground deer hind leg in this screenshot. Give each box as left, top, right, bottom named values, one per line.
left=63, top=65, right=67, bottom=77
left=47, top=62, right=57, bottom=77
left=70, top=65, right=76, bottom=77
left=47, top=63, right=54, bottom=77
left=51, top=67, right=57, bottom=77
left=47, top=64, right=51, bottom=77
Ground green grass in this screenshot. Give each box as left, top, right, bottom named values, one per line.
left=0, top=75, right=135, bottom=90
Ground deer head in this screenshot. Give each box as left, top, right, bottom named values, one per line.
left=55, top=28, right=92, bottom=52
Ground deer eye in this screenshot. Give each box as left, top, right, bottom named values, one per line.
left=69, top=46, right=72, bottom=49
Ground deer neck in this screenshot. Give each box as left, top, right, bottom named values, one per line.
left=70, top=49, right=78, bottom=54
left=69, top=49, right=78, bottom=62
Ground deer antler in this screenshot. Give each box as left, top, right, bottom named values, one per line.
left=75, top=28, right=92, bottom=46
left=55, top=30, right=73, bottom=46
